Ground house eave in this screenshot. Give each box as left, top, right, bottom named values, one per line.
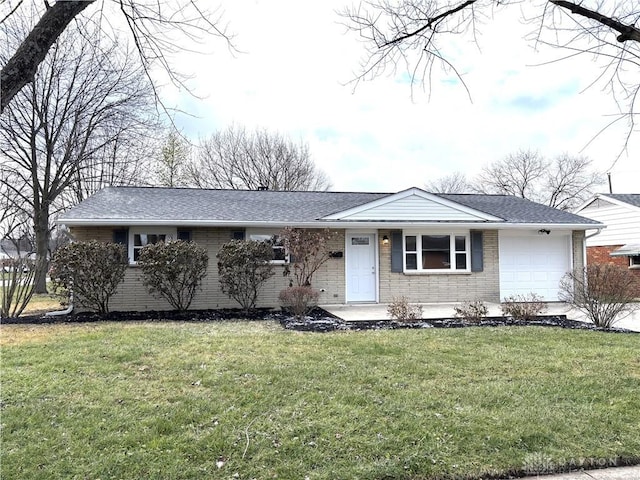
left=58, top=218, right=602, bottom=230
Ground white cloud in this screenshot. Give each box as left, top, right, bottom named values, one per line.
left=165, top=0, right=639, bottom=194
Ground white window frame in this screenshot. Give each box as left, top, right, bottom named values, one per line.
left=246, top=229, right=288, bottom=264
left=630, top=255, right=640, bottom=269
left=129, top=227, right=177, bottom=264
left=402, top=231, right=470, bottom=273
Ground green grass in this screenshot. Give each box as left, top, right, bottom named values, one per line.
left=1, top=322, right=639, bottom=479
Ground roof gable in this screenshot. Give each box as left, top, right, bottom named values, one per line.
left=321, top=188, right=502, bottom=222
left=575, top=193, right=640, bottom=214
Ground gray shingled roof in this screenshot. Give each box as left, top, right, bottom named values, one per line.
left=439, top=194, right=600, bottom=225
left=59, top=187, right=388, bottom=223
left=58, top=186, right=600, bottom=226
left=603, top=194, right=640, bottom=208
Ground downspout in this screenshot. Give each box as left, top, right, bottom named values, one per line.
left=45, top=291, right=74, bottom=317
left=585, top=228, right=603, bottom=240
left=583, top=228, right=603, bottom=268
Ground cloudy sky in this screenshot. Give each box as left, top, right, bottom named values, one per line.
left=162, top=0, right=639, bottom=194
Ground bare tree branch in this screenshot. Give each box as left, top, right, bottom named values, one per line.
left=549, top=1, right=640, bottom=43
left=1, top=0, right=93, bottom=113
left=1, top=0, right=234, bottom=115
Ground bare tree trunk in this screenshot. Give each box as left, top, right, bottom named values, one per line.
left=33, top=203, right=49, bottom=294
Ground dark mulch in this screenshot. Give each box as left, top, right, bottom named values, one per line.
left=1, top=307, right=286, bottom=325
left=3, top=307, right=635, bottom=334
left=280, top=314, right=638, bottom=333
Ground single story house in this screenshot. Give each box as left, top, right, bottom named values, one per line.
left=57, top=186, right=601, bottom=311
left=574, top=193, right=640, bottom=292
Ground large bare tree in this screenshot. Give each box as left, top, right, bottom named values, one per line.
left=425, top=171, right=472, bottom=193
left=188, top=126, right=332, bottom=191
left=1, top=7, right=157, bottom=292
left=1, top=0, right=232, bottom=114
left=342, top=1, right=640, bottom=145
left=427, top=150, right=603, bottom=210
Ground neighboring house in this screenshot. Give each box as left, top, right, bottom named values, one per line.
left=574, top=193, right=640, bottom=291
left=57, top=186, right=601, bottom=311
left=0, top=238, right=34, bottom=271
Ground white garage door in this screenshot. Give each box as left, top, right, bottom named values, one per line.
left=499, top=233, right=571, bottom=301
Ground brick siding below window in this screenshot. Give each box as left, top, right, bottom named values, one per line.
left=378, top=229, right=501, bottom=303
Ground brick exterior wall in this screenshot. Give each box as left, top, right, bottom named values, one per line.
left=69, top=226, right=585, bottom=310
left=378, top=229, right=501, bottom=303
left=572, top=231, right=585, bottom=271
left=70, top=226, right=346, bottom=311
left=587, top=244, right=640, bottom=296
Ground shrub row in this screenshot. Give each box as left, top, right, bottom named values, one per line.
left=48, top=228, right=336, bottom=318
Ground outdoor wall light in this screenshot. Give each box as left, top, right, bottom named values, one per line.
left=538, top=229, right=551, bottom=235
left=382, top=235, right=389, bottom=245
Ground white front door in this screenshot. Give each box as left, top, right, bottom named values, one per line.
left=346, top=233, right=377, bottom=302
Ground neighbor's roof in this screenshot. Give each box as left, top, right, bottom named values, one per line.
left=57, top=186, right=601, bottom=228
left=601, top=194, right=640, bottom=208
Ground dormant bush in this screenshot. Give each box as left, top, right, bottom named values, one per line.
left=278, top=286, right=320, bottom=319
left=387, top=296, right=423, bottom=322
left=501, top=293, right=547, bottom=321
left=559, top=264, right=639, bottom=329
left=217, top=240, right=275, bottom=314
left=454, top=300, right=489, bottom=323
left=138, top=240, right=208, bottom=312
left=50, top=241, right=127, bottom=314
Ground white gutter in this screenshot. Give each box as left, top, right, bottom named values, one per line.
left=57, top=218, right=604, bottom=231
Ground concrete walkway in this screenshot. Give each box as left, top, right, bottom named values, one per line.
left=512, top=465, right=640, bottom=480
left=322, top=302, right=640, bottom=331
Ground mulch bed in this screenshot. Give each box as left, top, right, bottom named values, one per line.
left=2, top=307, right=636, bottom=333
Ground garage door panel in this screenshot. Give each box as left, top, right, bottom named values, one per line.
left=499, top=234, right=571, bottom=301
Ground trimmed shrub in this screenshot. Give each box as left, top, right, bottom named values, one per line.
left=387, top=296, right=423, bottom=321
left=454, top=299, right=488, bottom=323
left=501, top=293, right=546, bottom=321
left=217, top=240, right=275, bottom=314
left=138, top=240, right=208, bottom=312
left=50, top=241, right=127, bottom=314
left=278, top=286, right=320, bottom=319
left=559, top=264, right=639, bottom=329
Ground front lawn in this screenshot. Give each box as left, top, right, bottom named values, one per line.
left=1, top=322, right=639, bottom=479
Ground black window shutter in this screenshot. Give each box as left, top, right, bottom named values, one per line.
left=471, top=230, right=483, bottom=272
left=232, top=230, right=245, bottom=240
left=113, top=229, right=128, bottom=245
left=390, top=230, right=403, bottom=273
left=177, top=230, right=192, bottom=242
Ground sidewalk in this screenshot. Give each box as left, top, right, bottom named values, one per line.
left=513, top=465, right=640, bottom=480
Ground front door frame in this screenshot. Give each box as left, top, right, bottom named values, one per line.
left=345, top=230, right=379, bottom=303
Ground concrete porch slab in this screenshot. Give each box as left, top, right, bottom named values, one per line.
left=321, top=302, right=640, bottom=331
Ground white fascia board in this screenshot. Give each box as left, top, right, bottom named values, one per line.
left=58, top=218, right=603, bottom=231
left=321, top=187, right=502, bottom=221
